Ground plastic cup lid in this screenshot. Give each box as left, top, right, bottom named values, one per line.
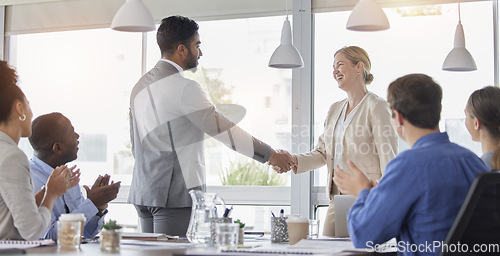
left=59, top=213, right=86, bottom=221
left=286, top=215, right=308, bottom=223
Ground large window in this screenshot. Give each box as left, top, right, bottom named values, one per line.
left=7, top=0, right=496, bottom=232
left=11, top=29, right=142, bottom=185
left=11, top=28, right=143, bottom=228
left=9, top=15, right=293, bottom=231
left=145, top=16, right=293, bottom=187
left=312, top=1, right=493, bottom=226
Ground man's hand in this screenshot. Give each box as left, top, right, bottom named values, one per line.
left=84, top=175, right=121, bottom=212
left=271, top=150, right=298, bottom=174
left=68, top=165, right=81, bottom=189
left=333, top=160, right=372, bottom=197
left=268, top=150, right=295, bottom=173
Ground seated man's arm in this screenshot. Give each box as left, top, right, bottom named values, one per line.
left=346, top=158, right=419, bottom=248
left=80, top=175, right=120, bottom=239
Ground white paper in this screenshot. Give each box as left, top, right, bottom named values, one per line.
left=121, top=232, right=170, bottom=239
left=120, top=239, right=193, bottom=248
left=0, top=239, right=54, bottom=249
left=289, top=238, right=357, bottom=253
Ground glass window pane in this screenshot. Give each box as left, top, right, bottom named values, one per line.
left=313, top=2, right=493, bottom=187
left=146, top=16, right=293, bottom=187
left=11, top=29, right=142, bottom=186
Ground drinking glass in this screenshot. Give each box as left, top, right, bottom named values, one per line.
left=215, top=223, right=239, bottom=250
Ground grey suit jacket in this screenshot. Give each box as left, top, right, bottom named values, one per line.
left=128, top=60, right=273, bottom=208
left=0, top=131, right=51, bottom=240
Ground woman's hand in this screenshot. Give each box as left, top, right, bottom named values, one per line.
left=45, top=165, right=72, bottom=198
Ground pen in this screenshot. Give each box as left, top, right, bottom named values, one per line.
left=271, top=211, right=275, bottom=217
left=280, top=209, right=284, bottom=217
left=223, top=206, right=233, bottom=218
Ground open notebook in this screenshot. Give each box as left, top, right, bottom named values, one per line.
left=0, top=239, right=54, bottom=249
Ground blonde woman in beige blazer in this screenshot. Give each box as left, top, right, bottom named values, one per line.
left=290, top=46, right=398, bottom=237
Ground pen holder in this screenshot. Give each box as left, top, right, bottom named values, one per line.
left=271, top=217, right=289, bottom=243
left=210, top=217, right=232, bottom=246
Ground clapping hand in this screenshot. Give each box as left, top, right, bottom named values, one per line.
left=333, top=160, right=372, bottom=197
left=84, top=174, right=121, bottom=212
left=46, top=165, right=72, bottom=197
left=68, top=165, right=81, bottom=189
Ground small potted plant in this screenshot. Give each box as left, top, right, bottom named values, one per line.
left=100, top=220, right=122, bottom=252
left=234, top=219, right=245, bottom=245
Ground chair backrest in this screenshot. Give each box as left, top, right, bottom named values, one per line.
left=440, top=171, right=500, bottom=256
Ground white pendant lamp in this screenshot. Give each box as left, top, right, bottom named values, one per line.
left=269, top=1, right=304, bottom=69
left=346, top=0, right=389, bottom=31
left=442, top=1, right=477, bottom=71
left=111, top=0, right=155, bottom=32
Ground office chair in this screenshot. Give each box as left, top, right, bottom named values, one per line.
left=440, top=171, right=500, bottom=256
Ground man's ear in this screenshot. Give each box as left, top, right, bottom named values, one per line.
left=393, top=110, right=404, bottom=127
left=52, top=143, right=62, bottom=155
left=176, top=44, right=187, bottom=57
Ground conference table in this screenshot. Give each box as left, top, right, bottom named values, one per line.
left=20, top=237, right=396, bottom=256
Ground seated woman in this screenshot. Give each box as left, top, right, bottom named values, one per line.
left=0, top=60, right=77, bottom=240
left=465, top=86, right=500, bottom=170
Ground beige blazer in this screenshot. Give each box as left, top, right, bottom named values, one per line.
left=296, top=92, right=398, bottom=198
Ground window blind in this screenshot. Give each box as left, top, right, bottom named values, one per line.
left=5, top=0, right=487, bottom=35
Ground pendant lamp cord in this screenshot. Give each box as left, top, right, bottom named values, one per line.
left=286, top=0, right=289, bottom=19
left=458, top=0, right=461, bottom=22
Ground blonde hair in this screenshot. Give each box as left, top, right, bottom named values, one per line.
left=334, top=46, right=374, bottom=85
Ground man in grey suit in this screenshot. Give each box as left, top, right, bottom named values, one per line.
left=129, top=15, right=293, bottom=236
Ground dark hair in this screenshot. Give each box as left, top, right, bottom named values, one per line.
left=157, top=15, right=199, bottom=57
left=0, top=61, right=25, bottom=124
left=29, top=112, right=67, bottom=153
left=387, top=74, right=442, bottom=129
left=466, top=86, right=500, bottom=170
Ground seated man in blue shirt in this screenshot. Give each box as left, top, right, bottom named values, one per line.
left=28, top=112, right=121, bottom=239
left=333, top=74, right=488, bottom=256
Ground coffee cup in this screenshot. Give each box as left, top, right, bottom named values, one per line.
left=59, top=213, right=85, bottom=248
left=286, top=216, right=309, bottom=245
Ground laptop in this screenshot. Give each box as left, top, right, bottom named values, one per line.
left=333, top=195, right=357, bottom=237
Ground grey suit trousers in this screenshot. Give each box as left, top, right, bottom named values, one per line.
left=135, top=205, right=192, bottom=236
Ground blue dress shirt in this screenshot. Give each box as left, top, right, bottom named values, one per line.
left=348, top=132, right=488, bottom=256
left=30, top=156, right=105, bottom=239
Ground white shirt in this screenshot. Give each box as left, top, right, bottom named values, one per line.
left=160, top=59, right=184, bottom=77
left=333, top=93, right=369, bottom=169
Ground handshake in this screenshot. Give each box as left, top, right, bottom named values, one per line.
left=268, top=150, right=298, bottom=174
